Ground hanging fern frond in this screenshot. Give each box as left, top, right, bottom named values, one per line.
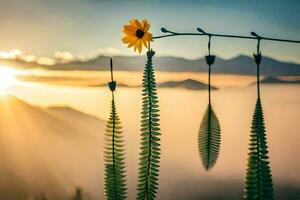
left=136, top=49, right=161, bottom=200
left=198, top=103, right=221, bottom=170
left=34, top=194, right=48, bottom=200
left=104, top=98, right=127, bottom=200
left=244, top=97, right=273, bottom=200
left=72, top=188, right=83, bottom=200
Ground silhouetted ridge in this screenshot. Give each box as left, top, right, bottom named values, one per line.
left=158, top=79, right=218, bottom=90
left=2, top=54, right=300, bottom=75
left=260, top=76, right=300, bottom=84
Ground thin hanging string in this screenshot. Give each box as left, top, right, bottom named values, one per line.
left=148, top=41, right=151, bottom=51
left=208, top=35, right=212, bottom=104
left=208, top=34, right=212, bottom=56
left=110, top=58, right=114, bottom=82
left=110, top=58, right=115, bottom=101
left=256, top=39, right=261, bottom=99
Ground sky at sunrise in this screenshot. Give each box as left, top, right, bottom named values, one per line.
left=0, top=0, right=299, bottom=63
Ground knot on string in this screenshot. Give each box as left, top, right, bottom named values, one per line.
left=146, top=49, right=155, bottom=57
left=253, top=36, right=262, bottom=65
left=205, top=35, right=215, bottom=66
left=253, top=37, right=262, bottom=98
left=205, top=55, right=216, bottom=66
left=108, top=81, right=116, bottom=92
left=108, top=58, right=116, bottom=92
left=253, top=53, right=262, bottom=65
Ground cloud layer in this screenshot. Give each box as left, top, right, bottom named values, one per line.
left=0, top=47, right=121, bottom=65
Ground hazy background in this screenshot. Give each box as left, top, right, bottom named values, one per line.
left=0, top=0, right=299, bottom=199
left=0, top=71, right=298, bottom=199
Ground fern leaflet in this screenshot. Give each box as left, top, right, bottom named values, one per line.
left=244, top=97, right=273, bottom=200
left=198, top=103, right=221, bottom=170
left=136, top=49, right=161, bottom=200
left=104, top=96, right=127, bottom=200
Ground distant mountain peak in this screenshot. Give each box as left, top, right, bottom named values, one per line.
left=249, top=76, right=300, bottom=85
left=260, top=76, right=300, bottom=84
left=158, top=79, right=217, bottom=90
left=231, top=54, right=252, bottom=60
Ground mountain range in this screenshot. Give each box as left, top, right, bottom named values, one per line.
left=2, top=54, right=300, bottom=76
left=89, top=79, right=217, bottom=90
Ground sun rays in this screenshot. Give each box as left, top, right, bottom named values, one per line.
left=0, top=66, right=22, bottom=95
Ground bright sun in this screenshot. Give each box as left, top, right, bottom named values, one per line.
left=0, top=66, right=19, bottom=95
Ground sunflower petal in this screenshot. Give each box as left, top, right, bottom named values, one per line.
left=134, top=42, right=138, bottom=52
left=128, top=38, right=138, bottom=48
left=142, top=20, right=150, bottom=32
left=123, top=25, right=137, bottom=36
left=143, top=32, right=153, bottom=42
left=138, top=40, right=143, bottom=53
left=142, top=38, right=148, bottom=48
left=141, top=19, right=146, bottom=27
left=129, top=19, right=137, bottom=28
left=134, top=40, right=142, bottom=53
left=133, top=19, right=143, bottom=29
left=122, top=35, right=135, bottom=44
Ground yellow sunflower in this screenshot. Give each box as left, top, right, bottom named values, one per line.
left=122, top=19, right=153, bottom=53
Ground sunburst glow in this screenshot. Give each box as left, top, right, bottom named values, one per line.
left=0, top=66, right=20, bottom=95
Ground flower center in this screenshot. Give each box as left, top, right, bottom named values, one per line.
left=135, top=29, right=144, bottom=38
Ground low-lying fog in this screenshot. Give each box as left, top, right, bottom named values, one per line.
left=1, top=74, right=299, bottom=199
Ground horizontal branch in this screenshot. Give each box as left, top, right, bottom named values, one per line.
left=153, top=27, right=300, bottom=44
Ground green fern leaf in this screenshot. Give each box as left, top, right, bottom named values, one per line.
left=198, top=103, right=221, bottom=170
left=34, top=194, right=48, bottom=200
left=72, top=188, right=83, bottom=200
left=244, top=97, right=274, bottom=200
left=104, top=98, right=127, bottom=200
left=136, top=49, right=161, bottom=200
